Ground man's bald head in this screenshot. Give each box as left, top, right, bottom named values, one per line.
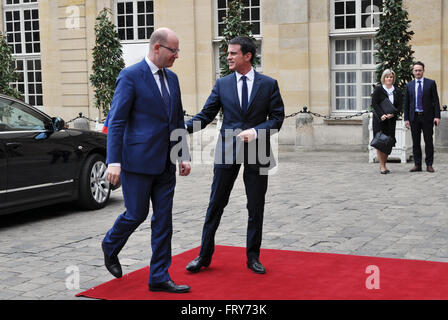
left=147, top=28, right=179, bottom=69
left=149, top=28, right=177, bottom=52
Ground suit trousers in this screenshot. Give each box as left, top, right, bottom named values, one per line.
left=199, top=164, right=268, bottom=261
left=410, top=114, right=434, bottom=166
left=102, top=168, right=176, bottom=284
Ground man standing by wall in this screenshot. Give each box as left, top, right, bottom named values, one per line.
left=404, top=61, right=441, bottom=173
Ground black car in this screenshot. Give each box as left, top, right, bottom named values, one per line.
left=0, top=94, right=116, bottom=215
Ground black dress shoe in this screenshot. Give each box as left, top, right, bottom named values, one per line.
left=185, top=256, right=211, bottom=273
left=102, top=243, right=122, bottom=278
left=247, top=259, right=266, bottom=274
left=149, top=280, right=190, bottom=293
left=410, top=165, right=422, bottom=172
left=380, top=169, right=390, bottom=174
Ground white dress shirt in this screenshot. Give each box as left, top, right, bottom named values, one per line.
left=145, top=55, right=170, bottom=95
left=235, top=68, right=254, bottom=108
left=235, top=68, right=257, bottom=138
left=382, top=84, right=395, bottom=104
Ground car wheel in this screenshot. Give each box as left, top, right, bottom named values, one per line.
left=78, top=153, right=111, bottom=210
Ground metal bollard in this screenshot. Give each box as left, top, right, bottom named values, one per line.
left=295, top=107, right=314, bottom=148
left=73, top=112, right=90, bottom=130
left=435, top=105, right=448, bottom=151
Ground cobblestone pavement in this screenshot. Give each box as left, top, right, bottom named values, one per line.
left=0, top=148, right=447, bottom=300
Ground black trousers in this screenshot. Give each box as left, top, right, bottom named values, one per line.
left=410, top=114, right=435, bottom=166
left=199, top=164, right=268, bottom=261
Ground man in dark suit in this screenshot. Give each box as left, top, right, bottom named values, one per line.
left=184, top=36, right=284, bottom=274
left=404, top=61, right=441, bottom=172
left=102, top=28, right=191, bottom=293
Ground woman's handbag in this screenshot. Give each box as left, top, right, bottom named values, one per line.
left=379, top=98, right=397, bottom=115
left=370, top=131, right=395, bottom=155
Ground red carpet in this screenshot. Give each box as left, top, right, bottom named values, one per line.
left=77, top=245, right=448, bottom=300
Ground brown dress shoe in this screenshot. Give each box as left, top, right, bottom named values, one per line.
left=426, top=166, right=435, bottom=173
left=409, top=165, right=422, bottom=172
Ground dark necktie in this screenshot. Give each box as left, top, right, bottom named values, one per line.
left=416, top=80, right=423, bottom=112
left=157, top=69, right=170, bottom=113
left=241, top=75, right=248, bottom=114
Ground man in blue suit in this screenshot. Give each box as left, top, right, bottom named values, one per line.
left=185, top=36, right=284, bottom=274
left=102, top=28, right=191, bottom=293
left=404, top=61, right=441, bottom=173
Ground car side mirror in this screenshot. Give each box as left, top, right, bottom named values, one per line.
left=52, top=117, right=65, bottom=131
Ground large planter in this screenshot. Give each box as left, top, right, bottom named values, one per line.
left=435, top=109, right=448, bottom=150
left=368, top=113, right=412, bottom=163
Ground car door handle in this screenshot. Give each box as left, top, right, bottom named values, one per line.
left=5, top=142, right=22, bottom=149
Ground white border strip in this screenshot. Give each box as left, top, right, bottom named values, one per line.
left=0, top=180, right=74, bottom=194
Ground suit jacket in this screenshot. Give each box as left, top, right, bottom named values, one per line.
left=106, top=59, right=189, bottom=175
left=185, top=71, right=284, bottom=168
left=404, top=78, right=441, bottom=122
left=371, top=85, right=402, bottom=119
left=371, top=85, right=402, bottom=138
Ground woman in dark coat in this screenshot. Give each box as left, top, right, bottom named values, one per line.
left=371, top=69, right=402, bottom=174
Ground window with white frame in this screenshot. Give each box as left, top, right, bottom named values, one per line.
left=214, top=0, right=262, bottom=78
left=331, top=0, right=383, bottom=32
left=217, top=0, right=261, bottom=37
left=332, top=37, right=377, bottom=112
left=11, top=58, right=42, bottom=107
left=3, top=0, right=42, bottom=107
left=330, top=0, right=382, bottom=113
left=115, top=0, right=154, bottom=42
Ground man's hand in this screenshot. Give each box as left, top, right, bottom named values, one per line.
left=405, top=120, right=410, bottom=129
left=179, top=161, right=191, bottom=176
left=106, top=166, right=121, bottom=186
left=237, top=129, right=256, bottom=143
left=434, top=118, right=441, bottom=126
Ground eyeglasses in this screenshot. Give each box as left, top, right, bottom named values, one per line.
left=159, top=44, right=180, bottom=54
